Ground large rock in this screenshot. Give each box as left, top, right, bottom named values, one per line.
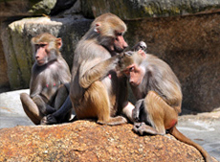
left=29, top=0, right=78, bottom=16
left=0, top=120, right=213, bottom=161
left=81, top=0, right=220, bottom=19
left=2, top=0, right=220, bottom=19
left=0, top=38, right=9, bottom=92
left=0, top=0, right=77, bottom=18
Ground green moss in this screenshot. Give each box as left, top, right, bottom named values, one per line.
left=28, top=0, right=56, bottom=15
left=144, top=6, right=155, bottom=16
left=170, top=7, right=181, bottom=15
left=143, top=4, right=182, bottom=17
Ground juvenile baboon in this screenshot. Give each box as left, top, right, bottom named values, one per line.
left=20, top=33, right=72, bottom=125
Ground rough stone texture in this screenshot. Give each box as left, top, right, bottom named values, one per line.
left=28, top=0, right=57, bottom=15
left=0, top=35, right=9, bottom=92
left=2, top=0, right=220, bottom=19
left=50, top=0, right=77, bottom=15
left=81, top=0, right=220, bottom=19
left=0, top=0, right=31, bottom=91
left=0, top=0, right=81, bottom=18
left=125, top=13, right=220, bottom=112
left=0, top=0, right=72, bottom=17
left=0, top=0, right=29, bottom=18
left=0, top=120, right=212, bottom=162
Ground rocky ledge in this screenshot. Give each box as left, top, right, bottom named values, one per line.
left=0, top=120, right=217, bottom=162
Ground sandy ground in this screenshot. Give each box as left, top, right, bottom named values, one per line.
left=0, top=89, right=219, bottom=161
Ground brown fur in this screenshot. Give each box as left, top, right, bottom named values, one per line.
left=70, top=13, right=133, bottom=125
left=121, top=49, right=213, bottom=162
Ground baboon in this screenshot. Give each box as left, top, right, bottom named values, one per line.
left=20, top=33, right=72, bottom=125
left=70, top=13, right=134, bottom=125
left=119, top=42, right=213, bottom=162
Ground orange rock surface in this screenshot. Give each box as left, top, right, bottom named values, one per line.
left=0, top=120, right=210, bottom=162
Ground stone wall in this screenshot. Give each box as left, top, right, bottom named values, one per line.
left=0, top=36, right=9, bottom=92
left=81, top=0, right=220, bottom=19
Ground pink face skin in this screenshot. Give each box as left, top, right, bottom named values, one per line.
left=113, top=33, right=128, bottom=52
left=124, top=63, right=145, bottom=86
left=123, top=50, right=146, bottom=86
left=107, top=32, right=128, bottom=53
left=35, top=43, right=48, bottom=66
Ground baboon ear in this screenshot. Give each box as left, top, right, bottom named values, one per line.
left=139, top=41, right=147, bottom=50
left=94, top=23, right=101, bottom=33
left=57, top=38, right=62, bottom=49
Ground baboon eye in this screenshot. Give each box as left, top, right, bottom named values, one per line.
left=36, top=44, right=47, bottom=48
left=129, top=67, right=134, bottom=72
left=40, top=44, right=47, bottom=47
